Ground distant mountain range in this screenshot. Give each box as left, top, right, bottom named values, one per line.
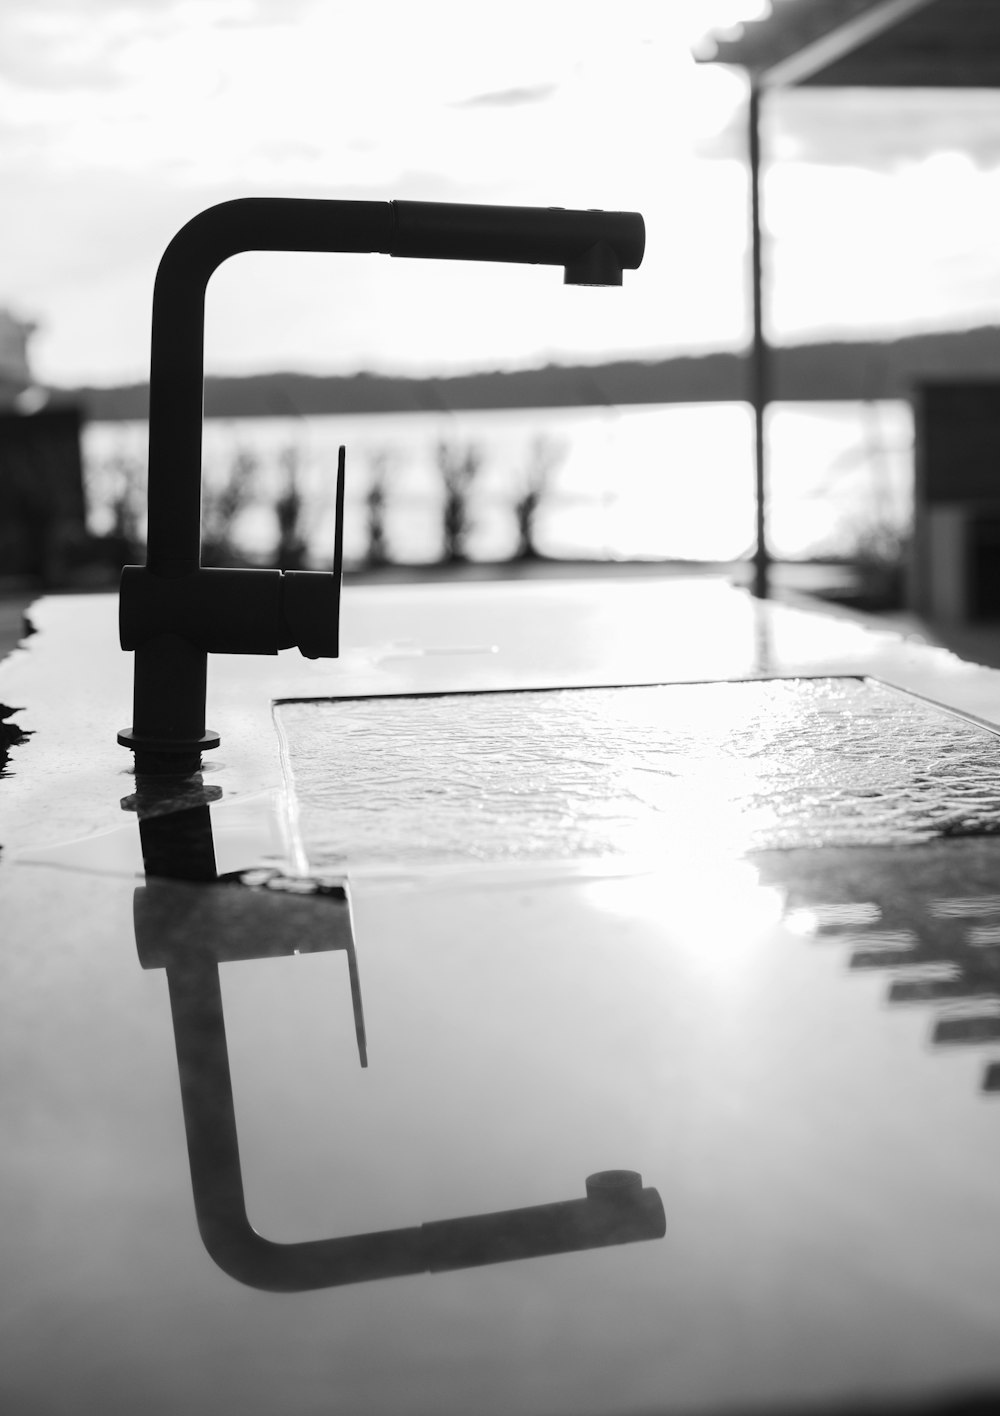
left=65, top=325, right=1000, bottom=421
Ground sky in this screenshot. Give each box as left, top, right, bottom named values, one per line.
left=3, top=0, right=1000, bottom=388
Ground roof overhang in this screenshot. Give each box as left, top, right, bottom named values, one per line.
left=696, top=0, right=1000, bottom=89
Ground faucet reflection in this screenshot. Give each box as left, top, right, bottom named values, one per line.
left=128, top=785, right=666, bottom=1291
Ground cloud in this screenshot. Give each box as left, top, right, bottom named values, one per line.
left=453, top=84, right=558, bottom=110
left=7, top=0, right=1000, bottom=382
left=0, top=0, right=314, bottom=90
left=0, top=4, right=128, bottom=91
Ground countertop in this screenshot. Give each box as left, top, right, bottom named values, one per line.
left=4, top=578, right=1000, bottom=1416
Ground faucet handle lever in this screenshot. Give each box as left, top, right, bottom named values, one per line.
left=332, top=442, right=345, bottom=585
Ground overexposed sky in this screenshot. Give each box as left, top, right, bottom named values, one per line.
left=3, top=0, right=1000, bottom=386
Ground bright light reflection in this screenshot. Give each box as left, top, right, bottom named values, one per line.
left=785, top=902, right=881, bottom=935
left=579, top=857, right=786, bottom=985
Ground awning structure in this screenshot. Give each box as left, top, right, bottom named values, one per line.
left=696, top=0, right=1000, bottom=596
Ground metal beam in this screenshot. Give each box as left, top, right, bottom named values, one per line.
left=760, top=0, right=937, bottom=88
left=749, top=85, right=769, bottom=600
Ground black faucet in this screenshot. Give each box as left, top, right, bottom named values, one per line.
left=118, top=198, right=646, bottom=773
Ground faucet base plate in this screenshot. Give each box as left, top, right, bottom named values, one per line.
left=117, top=727, right=221, bottom=754
left=118, top=727, right=221, bottom=777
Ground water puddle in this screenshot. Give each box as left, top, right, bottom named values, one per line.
left=14, top=788, right=294, bottom=881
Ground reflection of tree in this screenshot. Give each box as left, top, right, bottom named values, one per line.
left=512, top=435, right=565, bottom=561
left=756, top=842, right=1000, bottom=1095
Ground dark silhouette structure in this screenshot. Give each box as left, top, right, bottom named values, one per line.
left=362, top=449, right=392, bottom=568
left=436, top=440, right=483, bottom=563
left=697, top=0, right=1000, bottom=600
left=117, top=197, right=644, bottom=774
left=512, top=435, right=565, bottom=561
left=911, top=383, right=1000, bottom=621
left=273, top=445, right=308, bottom=571
left=0, top=407, right=87, bottom=583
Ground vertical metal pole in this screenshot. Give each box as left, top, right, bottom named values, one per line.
left=749, top=84, right=770, bottom=599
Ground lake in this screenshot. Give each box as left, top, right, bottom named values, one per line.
left=82, top=401, right=913, bottom=568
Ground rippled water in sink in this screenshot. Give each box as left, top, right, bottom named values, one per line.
left=274, top=678, right=1000, bottom=878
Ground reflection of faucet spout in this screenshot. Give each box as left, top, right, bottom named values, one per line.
left=163, top=948, right=664, bottom=1292
left=118, top=197, right=645, bottom=773
left=130, top=794, right=665, bottom=1293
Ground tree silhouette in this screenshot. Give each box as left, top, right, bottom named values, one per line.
left=274, top=445, right=308, bottom=570
left=512, top=434, right=565, bottom=561
left=436, top=440, right=483, bottom=563
left=203, top=445, right=257, bottom=567
left=363, top=448, right=393, bottom=568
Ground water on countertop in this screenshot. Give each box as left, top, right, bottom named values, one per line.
left=275, top=677, right=1000, bottom=881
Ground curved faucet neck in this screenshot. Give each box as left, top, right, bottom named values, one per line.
left=146, top=199, right=393, bottom=577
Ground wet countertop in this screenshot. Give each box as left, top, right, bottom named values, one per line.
left=5, top=580, right=1000, bottom=1415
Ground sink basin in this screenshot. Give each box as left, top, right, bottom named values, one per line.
left=275, top=676, right=1000, bottom=882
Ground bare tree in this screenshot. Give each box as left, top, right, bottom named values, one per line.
left=436, top=440, right=483, bottom=563
left=274, top=444, right=308, bottom=569
left=363, top=448, right=393, bottom=568
left=203, top=445, right=257, bottom=566
left=105, top=450, right=144, bottom=554
left=512, top=434, right=565, bottom=561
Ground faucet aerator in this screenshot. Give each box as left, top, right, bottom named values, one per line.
left=564, top=240, right=623, bottom=287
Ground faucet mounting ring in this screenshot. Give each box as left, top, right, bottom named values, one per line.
left=117, top=727, right=221, bottom=755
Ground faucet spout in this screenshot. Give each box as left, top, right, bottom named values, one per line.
left=120, top=197, right=645, bottom=771
left=388, top=199, right=644, bottom=285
